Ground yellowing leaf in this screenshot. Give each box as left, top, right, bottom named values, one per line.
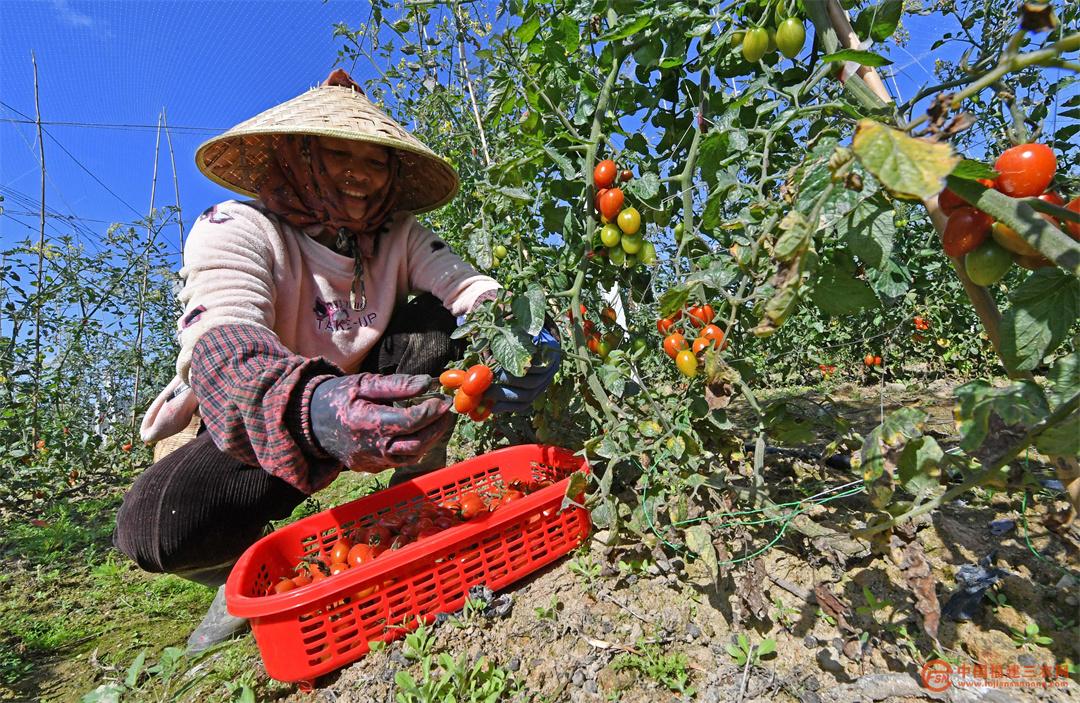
left=851, top=120, right=960, bottom=201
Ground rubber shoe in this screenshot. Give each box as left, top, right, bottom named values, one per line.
left=186, top=585, right=249, bottom=654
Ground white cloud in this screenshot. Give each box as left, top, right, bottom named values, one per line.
left=52, top=0, right=95, bottom=28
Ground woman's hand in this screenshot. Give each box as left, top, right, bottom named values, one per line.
left=309, top=373, right=453, bottom=472
left=483, top=327, right=561, bottom=413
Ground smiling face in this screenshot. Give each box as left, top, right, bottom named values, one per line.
left=320, top=137, right=393, bottom=221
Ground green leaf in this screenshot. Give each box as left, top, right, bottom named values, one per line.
left=495, top=186, right=532, bottom=203
left=775, top=211, right=812, bottom=262
left=1036, top=411, right=1079, bottom=457
left=852, top=120, right=960, bottom=200
left=467, top=224, right=493, bottom=269
left=853, top=0, right=903, bottom=41
left=954, top=380, right=1050, bottom=452
left=659, top=287, right=691, bottom=318
left=897, top=436, right=943, bottom=496
left=601, top=14, right=652, bottom=41
left=625, top=172, right=660, bottom=201
left=514, top=15, right=541, bottom=44
left=812, top=263, right=878, bottom=315
left=1046, top=351, right=1079, bottom=409
left=125, top=650, right=146, bottom=688
left=490, top=327, right=533, bottom=376
left=844, top=197, right=895, bottom=267
left=822, top=49, right=893, bottom=67
left=999, top=269, right=1080, bottom=372
left=757, top=638, right=777, bottom=656
left=511, top=285, right=547, bottom=337
left=951, top=159, right=998, bottom=181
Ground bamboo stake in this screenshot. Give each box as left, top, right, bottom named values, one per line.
left=162, top=107, right=185, bottom=262
left=453, top=0, right=491, bottom=166
left=31, top=51, right=45, bottom=446
left=129, top=112, right=162, bottom=436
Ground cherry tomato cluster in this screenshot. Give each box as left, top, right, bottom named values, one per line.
left=657, top=304, right=726, bottom=378
left=863, top=354, right=883, bottom=368
left=491, top=243, right=509, bottom=268
left=818, top=364, right=837, bottom=376
left=567, top=304, right=646, bottom=361
left=939, top=143, right=1079, bottom=287
left=737, top=14, right=807, bottom=63
left=262, top=480, right=554, bottom=598
left=440, top=365, right=494, bottom=422
left=913, top=315, right=931, bottom=332
left=593, top=159, right=658, bottom=270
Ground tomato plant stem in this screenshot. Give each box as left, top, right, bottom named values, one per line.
left=856, top=390, right=1080, bottom=540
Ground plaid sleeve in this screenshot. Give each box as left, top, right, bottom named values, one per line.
left=188, top=323, right=344, bottom=495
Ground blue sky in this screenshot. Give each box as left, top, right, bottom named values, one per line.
left=0, top=1, right=1056, bottom=270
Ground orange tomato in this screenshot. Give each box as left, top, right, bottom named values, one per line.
left=454, top=390, right=482, bottom=413
left=599, top=188, right=625, bottom=221
left=663, top=332, right=688, bottom=359
left=594, top=159, right=617, bottom=189
left=439, top=369, right=466, bottom=389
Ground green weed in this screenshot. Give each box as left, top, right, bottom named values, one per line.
left=611, top=641, right=694, bottom=695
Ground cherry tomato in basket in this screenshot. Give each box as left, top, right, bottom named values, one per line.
left=434, top=516, right=454, bottom=530
left=500, top=489, right=525, bottom=506
left=329, top=561, right=349, bottom=575
left=330, top=539, right=353, bottom=565
left=366, top=525, right=392, bottom=548
left=459, top=492, right=487, bottom=520
left=291, top=573, right=312, bottom=588
left=272, top=578, right=297, bottom=595
left=347, top=543, right=375, bottom=568
left=378, top=514, right=405, bottom=532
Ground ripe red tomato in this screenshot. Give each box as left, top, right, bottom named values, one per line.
left=686, top=304, right=714, bottom=327
left=459, top=492, right=486, bottom=520
left=329, top=562, right=349, bottom=576
left=347, top=543, right=374, bottom=568
left=594, top=159, right=617, bottom=189
left=1037, top=192, right=1065, bottom=207
left=601, top=306, right=617, bottom=324
left=994, top=143, right=1056, bottom=198
left=675, top=349, right=698, bottom=377
left=657, top=317, right=674, bottom=334
left=454, top=389, right=482, bottom=413
left=620, top=169, right=633, bottom=182
left=469, top=402, right=492, bottom=422
left=586, top=333, right=601, bottom=354
left=692, top=337, right=716, bottom=355
left=595, top=188, right=609, bottom=214
left=462, top=364, right=494, bottom=396
left=663, top=332, right=688, bottom=359
left=439, top=369, right=465, bottom=389
left=873, top=356, right=882, bottom=366
left=1066, top=198, right=1080, bottom=240
left=599, top=188, right=625, bottom=221
left=937, top=188, right=967, bottom=216
left=330, top=539, right=353, bottom=565
left=701, top=324, right=726, bottom=348
left=942, top=207, right=992, bottom=257
left=291, top=572, right=312, bottom=588
left=272, top=578, right=297, bottom=595
left=864, top=354, right=875, bottom=367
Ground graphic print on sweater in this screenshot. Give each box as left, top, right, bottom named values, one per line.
left=314, top=296, right=377, bottom=332
left=196, top=204, right=234, bottom=225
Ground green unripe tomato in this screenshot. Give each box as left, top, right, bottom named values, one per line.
left=607, top=245, right=626, bottom=266
left=775, top=19, right=806, bottom=59
left=640, top=240, right=658, bottom=266
left=631, top=336, right=648, bottom=354
left=673, top=222, right=685, bottom=242
left=730, top=30, right=745, bottom=49
left=621, top=233, right=643, bottom=255
left=493, top=244, right=508, bottom=259
left=599, top=224, right=622, bottom=248
left=741, top=27, right=769, bottom=63
left=965, top=241, right=1013, bottom=286
left=766, top=27, right=777, bottom=53
left=624, top=253, right=638, bottom=268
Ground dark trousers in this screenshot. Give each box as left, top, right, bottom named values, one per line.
left=112, top=294, right=462, bottom=586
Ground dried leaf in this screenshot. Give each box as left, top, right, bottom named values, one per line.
left=813, top=583, right=854, bottom=632
left=736, top=560, right=768, bottom=621
left=900, top=539, right=941, bottom=640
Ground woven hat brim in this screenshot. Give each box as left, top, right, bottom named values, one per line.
left=195, top=87, right=460, bottom=215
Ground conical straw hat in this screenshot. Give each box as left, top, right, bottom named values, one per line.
left=196, top=83, right=459, bottom=214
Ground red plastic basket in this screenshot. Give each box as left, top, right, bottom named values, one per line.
left=224, top=444, right=590, bottom=684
